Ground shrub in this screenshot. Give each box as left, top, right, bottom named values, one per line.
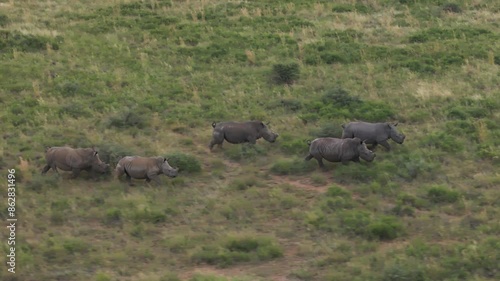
left=270, top=158, right=317, bottom=175
left=0, top=14, right=9, bottom=27
left=338, top=210, right=371, bottom=236
left=271, top=62, right=300, bottom=85
left=130, top=207, right=167, bottom=224
left=228, top=177, right=257, bottom=191
left=96, top=142, right=137, bottom=168
left=62, top=238, right=89, bottom=254
left=426, top=185, right=460, bottom=203
left=382, top=260, right=426, bottom=281
left=159, top=272, right=182, bottom=281
left=25, top=175, right=59, bottom=192
left=103, top=208, right=122, bottom=225
left=106, top=107, right=150, bottom=129
left=223, top=144, right=266, bottom=162
left=0, top=31, right=61, bottom=52
left=441, top=3, right=462, bottom=13
left=165, top=152, right=202, bottom=173
left=420, top=132, right=464, bottom=153
left=279, top=134, right=309, bottom=154
left=57, top=81, right=94, bottom=98
left=366, top=216, right=404, bottom=240
left=310, top=122, right=343, bottom=138
left=326, top=186, right=351, bottom=198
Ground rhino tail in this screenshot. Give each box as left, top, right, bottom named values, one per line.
left=212, top=122, right=217, bottom=128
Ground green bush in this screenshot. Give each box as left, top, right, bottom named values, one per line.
left=309, top=122, right=344, bottom=138
left=270, top=158, right=317, bottom=175
left=103, top=208, right=122, bottom=224
left=191, top=236, right=283, bottom=268
left=0, top=31, right=61, bottom=52
left=420, top=132, right=464, bottom=153
left=130, top=207, right=167, bottom=224
left=271, top=63, right=300, bottom=85
left=0, top=14, right=9, bottom=26
left=366, top=216, right=404, bottom=241
left=159, top=272, right=182, bottom=281
left=338, top=210, right=372, bottom=236
left=382, top=259, right=426, bottom=281
left=57, top=81, right=94, bottom=98
left=62, top=238, right=89, bottom=254
left=165, top=152, right=202, bottom=173
left=426, top=185, right=460, bottom=203
left=96, top=142, right=137, bottom=168
left=279, top=134, right=309, bottom=154
left=326, top=186, right=351, bottom=198
left=223, top=144, right=266, bottom=162
left=106, top=107, right=150, bottom=129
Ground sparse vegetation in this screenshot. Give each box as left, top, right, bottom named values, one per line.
left=2, top=0, right=499, bottom=280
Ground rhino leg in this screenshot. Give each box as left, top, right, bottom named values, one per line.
left=50, top=164, right=60, bottom=175
left=379, top=140, right=391, bottom=151
left=352, top=157, right=360, bottom=163
left=71, top=168, right=81, bottom=178
left=305, top=154, right=314, bottom=161
left=314, top=156, right=325, bottom=169
left=41, top=165, right=50, bottom=174
left=247, top=136, right=257, bottom=144
left=209, top=131, right=224, bottom=151
left=147, top=175, right=162, bottom=186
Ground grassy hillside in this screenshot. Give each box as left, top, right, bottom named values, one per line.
left=1, top=0, right=499, bottom=280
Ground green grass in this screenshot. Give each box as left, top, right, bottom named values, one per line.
left=1, top=0, right=499, bottom=280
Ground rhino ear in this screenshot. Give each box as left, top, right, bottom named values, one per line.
left=394, top=122, right=399, bottom=126
left=163, top=157, right=167, bottom=162
left=260, top=122, right=266, bottom=128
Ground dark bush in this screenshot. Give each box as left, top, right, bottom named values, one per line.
left=420, top=132, right=464, bottom=153
left=383, top=260, right=426, bottom=281
left=0, top=31, right=61, bottom=52
left=441, top=3, right=462, bottom=13
left=0, top=14, right=9, bottom=27
left=427, top=185, right=460, bottom=203
left=97, top=142, right=137, bottom=168
left=106, top=108, right=150, bottom=129
left=164, top=152, right=202, bottom=173
left=321, top=87, right=362, bottom=107
left=326, top=186, right=351, bottom=198
left=366, top=216, right=404, bottom=240
left=270, top=158, right=317, bottom=175
left=310, top=123, right=343, bottom=138
left=271, top=63, right=300, bottom=85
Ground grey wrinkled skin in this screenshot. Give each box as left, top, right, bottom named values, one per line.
left=341, top=122, right=405, bottom=151
left=305, top=137, right=376, bottom=169
left=41, top=147, right=110, bottom=178
left=115, top=156, right=178, bottom=186
left=209, top=121, right=279, bottom=151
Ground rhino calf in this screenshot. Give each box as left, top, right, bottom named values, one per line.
left=115, top=156, right=178, bottom=186
left=209, top=121, right=279, bottom=151
left=305, top=137, right=375, bottom=169
left=41, top=146, right=110, bottom=178
left=341, top=122, right=405, bottom=151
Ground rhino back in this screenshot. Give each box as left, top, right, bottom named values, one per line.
left=124, top=157, right=160, bottom=179
left=46, top=147, right=88, bottom=170
left=219, top=122, right=259, bottom=143
left=311, top=138, right=358, bottom=162
left=345, top=122, right=388, bottom=142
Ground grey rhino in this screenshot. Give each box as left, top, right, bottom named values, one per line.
left=41, top=146, right=110, bottom=178
left=341, top=121, right=405, bottom=151
left=209, top=121, right=279, bottom=151
left=115, top=156, right=178, bottom=185
left=305, top=137, right=376, bottom=169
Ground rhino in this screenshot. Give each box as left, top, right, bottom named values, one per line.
left=305, top=137, right=376, bottom=169
left=41, top=146, right=110, bottom=178
left=115, top=156, right=178, bottom=185
left=341, top=122, right=405, bottom=151
left=209, top=121, right=279, bottom=151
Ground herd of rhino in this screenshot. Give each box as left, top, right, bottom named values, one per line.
left=41, top=121, right=405, bottom=185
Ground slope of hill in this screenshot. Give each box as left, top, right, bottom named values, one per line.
left=0, top=0, right=499, bottom=280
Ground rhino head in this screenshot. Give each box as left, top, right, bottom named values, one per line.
left=160, top=158, right=178, bottom=178
left=91, top=150, right=110, bottom=173
left=387, top=122, right=405, bottom=144
left=260, top=122, right=279, bottom=143
left=355, top=138, right=376, bottom=162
